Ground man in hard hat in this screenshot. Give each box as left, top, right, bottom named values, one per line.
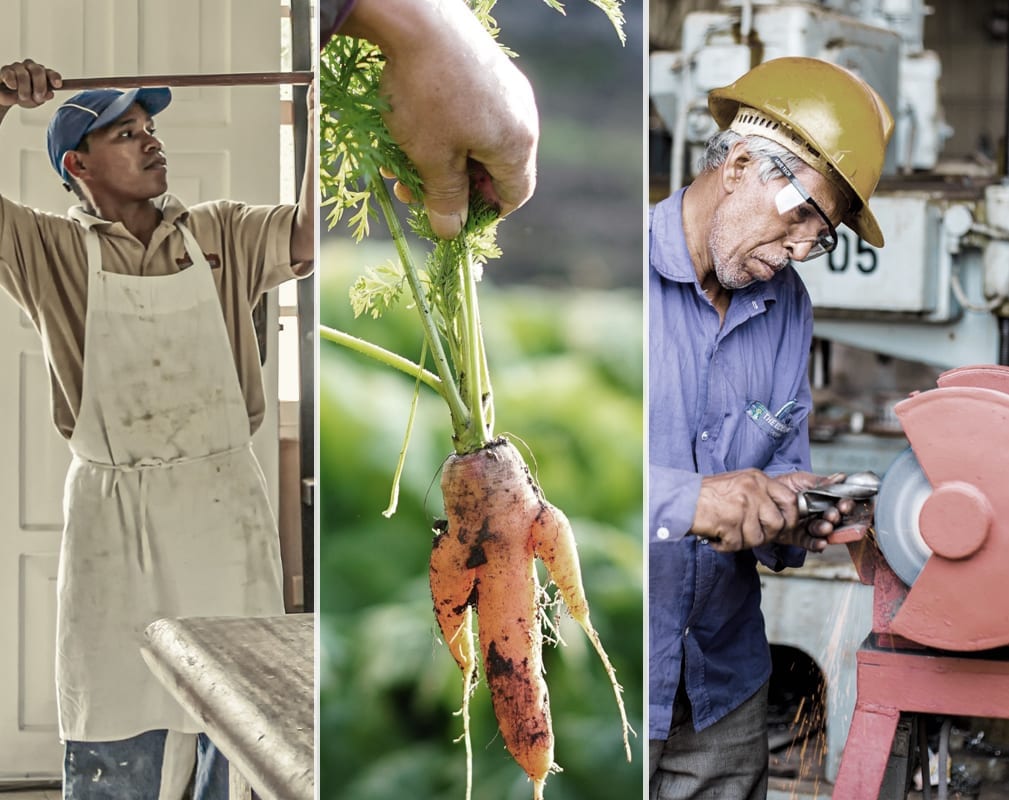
left=0, top=59, right=314, bottom=797
left=648, top=57, right=893, bottom=799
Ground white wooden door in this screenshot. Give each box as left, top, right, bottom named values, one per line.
left=0, top=0, right=285, bottom=777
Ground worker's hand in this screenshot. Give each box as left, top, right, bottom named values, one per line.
left=0, top=59, right=62, bottom=109
left=340, top=0, right=539, bottom=239
left=770, top=471, right=856, bottom=552
left=691, top=468, right=804, bottom=552
left=691, top=469, right=855, bottom=553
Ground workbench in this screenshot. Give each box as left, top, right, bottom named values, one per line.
left=141, top=614, right=314, bottom=800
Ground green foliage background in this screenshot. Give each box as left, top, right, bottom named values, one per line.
left=318, top=240, right=643, bottom=799
left=317, top=2, right=644, bottom=797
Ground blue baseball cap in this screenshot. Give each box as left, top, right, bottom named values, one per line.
left=46, top=87, right=172, bottom=181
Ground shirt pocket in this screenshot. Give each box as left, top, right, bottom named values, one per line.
left=730, top=400, right=793, bottom=469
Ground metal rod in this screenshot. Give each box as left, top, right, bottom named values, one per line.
left=1000, top=316, right=1009, bottom=365
left=937, top=717, right=952, bottom=800
left=58, top=71, right=313, bottom=90
left=292, top=0, right=315, bottom=614
left=918, top=716, right=932, bottom=800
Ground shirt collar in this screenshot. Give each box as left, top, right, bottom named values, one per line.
left=650, top=188, right=695, bottom=283
left=651, top=186, right=788, bottom=311
left=68, top=193, right=191, bottom=232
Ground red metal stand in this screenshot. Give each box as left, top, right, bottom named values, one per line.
left=832, top=636, right=1009, bottom=799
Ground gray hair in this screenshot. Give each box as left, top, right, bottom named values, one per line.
left=697, top=129, right=807, bottom=184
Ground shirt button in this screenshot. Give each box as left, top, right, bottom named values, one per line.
left=700, top=431, right=709, bottom=441
left=656, top=527, right=670, bottom=540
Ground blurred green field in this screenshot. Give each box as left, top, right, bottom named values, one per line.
left=318, top=237, right=644, bottom=800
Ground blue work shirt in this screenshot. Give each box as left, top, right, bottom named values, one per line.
left=648, top=189, right=813, bottom=740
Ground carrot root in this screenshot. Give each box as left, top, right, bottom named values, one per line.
left=432, top=438, right=630, bottom=798
left=430, top=526, right=479, bottom=799
left=452, top=606, right=475, bottom=800
left=534, top=503, right=636, bottom=761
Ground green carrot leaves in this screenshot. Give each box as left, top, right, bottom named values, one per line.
left=349, top=261, right=407, bottom=320
left=319, top=37, right=422, bottom=241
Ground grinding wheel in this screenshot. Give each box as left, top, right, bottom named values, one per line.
left=874, top=447, right=934, bottom=587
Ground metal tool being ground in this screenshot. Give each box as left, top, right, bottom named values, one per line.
left=871, top=447, right=933, bottom=586
left=797, top=471, right=881, bottom=518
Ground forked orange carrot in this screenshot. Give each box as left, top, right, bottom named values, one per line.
left=432, top=438, right=632, bottom=800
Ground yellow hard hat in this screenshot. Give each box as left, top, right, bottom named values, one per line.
left=708, top=57, right=894, bottom=247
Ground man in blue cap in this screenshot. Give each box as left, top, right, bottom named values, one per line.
left=48, top=85, right=171, bottom=202
left=0, top=59, right=314, bottom=798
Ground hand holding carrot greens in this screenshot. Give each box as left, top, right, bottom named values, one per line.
left=337, top=0, right=539, bottom=239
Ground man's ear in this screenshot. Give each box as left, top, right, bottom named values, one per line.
left=62, top=150, right=85, bottom=180
left=720, top=140, right=751, bottom=194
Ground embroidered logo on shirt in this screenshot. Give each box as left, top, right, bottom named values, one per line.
left=745, top=400, right=792, bottom=438
left=176, top=253, right=222, bottom=270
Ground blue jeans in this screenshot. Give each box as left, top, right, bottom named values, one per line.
left=64, top=730, right=229, bottom=799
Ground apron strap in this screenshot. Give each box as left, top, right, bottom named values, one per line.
left=91, top=443, right=252, bottom=572
left=85, top=227, right=103, bottom=279
left=175, top=220, right=212, bottom=272
left=138, top=470, right=152, bottom=573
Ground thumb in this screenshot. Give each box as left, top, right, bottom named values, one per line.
left=420, top=167, right=470, bottom=240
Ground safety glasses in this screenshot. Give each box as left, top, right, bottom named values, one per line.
left=769, top=155, right=838, bottom=261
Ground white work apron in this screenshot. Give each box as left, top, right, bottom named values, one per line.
left=55, top=219, right=285, bottom=744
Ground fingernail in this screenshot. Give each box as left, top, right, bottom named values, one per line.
left=427, top=208, right=464, bottom=239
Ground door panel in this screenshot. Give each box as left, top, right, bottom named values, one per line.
left=0, top=0, right=284, bottom=777
left=19, top=353, right=69, bottom=530
left=19, top=554, right=59, bottom=731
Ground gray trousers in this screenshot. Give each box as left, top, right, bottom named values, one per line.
left=649, top=681, right=770, bottom=800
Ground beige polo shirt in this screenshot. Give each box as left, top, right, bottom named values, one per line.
left=0, top=193, right=307, bottom=439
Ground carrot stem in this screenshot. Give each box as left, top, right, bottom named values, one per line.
left=459, top=246, right=493, bottom=450
left=473, top=278, right=495, bottom=434
left=319, top=325, right=443, bottom=395
left=371, top=179, right=470, bottom=432
left=382, top=338, right=428, bottom=518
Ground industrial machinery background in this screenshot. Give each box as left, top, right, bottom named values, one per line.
left=650, top=0, right=1009, bottom=370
